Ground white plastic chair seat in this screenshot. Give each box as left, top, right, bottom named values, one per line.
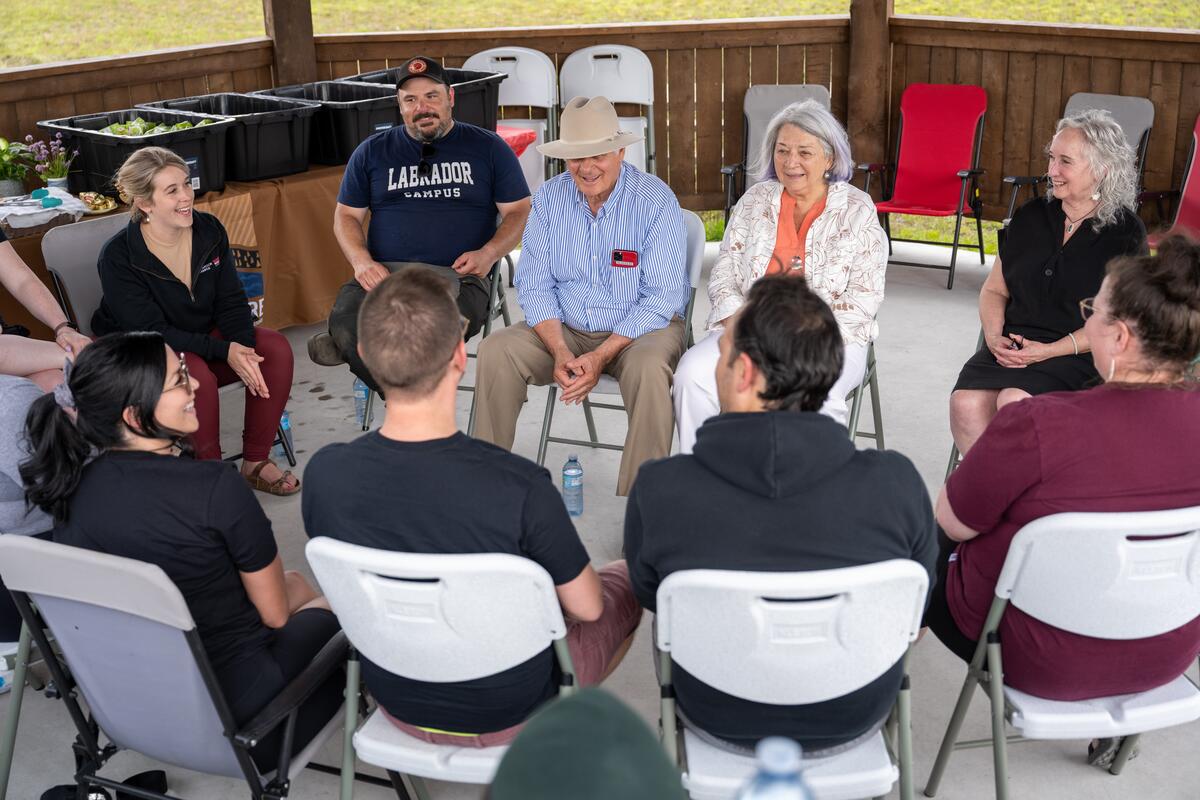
left=681, top=727, right=897, bottom=800
left=1005, top=674, right=1200, bottom=740
left=352, top=709, right=507, bottom=784
left=592, top=374, right=621, bottom=396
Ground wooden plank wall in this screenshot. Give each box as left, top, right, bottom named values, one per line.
left=313, top=18, right=852, bottom=211
left=0, top=40, right=275, bottom=146
left=889, top=17, right=1200, bottom=223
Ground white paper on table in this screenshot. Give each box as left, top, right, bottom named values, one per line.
left=0, top=187, right=86, bottom=229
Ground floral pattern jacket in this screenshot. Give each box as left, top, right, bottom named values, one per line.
left=706, top=179, right=888, bottom=345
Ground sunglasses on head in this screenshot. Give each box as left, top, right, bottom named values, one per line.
left=417, top=142, right=436, bottom=178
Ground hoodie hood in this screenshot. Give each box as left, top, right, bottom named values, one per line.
left=691, top=411, right=858, bottom=499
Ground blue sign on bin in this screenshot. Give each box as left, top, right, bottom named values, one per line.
left=238, top=270, right=265, bottom=323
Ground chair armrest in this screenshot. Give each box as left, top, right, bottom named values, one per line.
left=857, top=162, right=889, bottom=173
left=234, top=631, right=349, bottom=749
left=957, top=168, right=985, bottom=178
left=1002, top=175, right=1042, bottom=186
left=719, top=163, right=744, bottom=177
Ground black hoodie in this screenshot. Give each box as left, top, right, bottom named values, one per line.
left=92, top=212, right=255, bottom=361
left=624, top=410, right=937, bottom=750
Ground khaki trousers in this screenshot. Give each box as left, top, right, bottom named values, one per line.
left=474, top=318, right=686, bottom=496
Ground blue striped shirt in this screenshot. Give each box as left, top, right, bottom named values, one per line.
left=515, top=162, right=689, bottom=340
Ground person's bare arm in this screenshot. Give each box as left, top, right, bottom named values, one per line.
left=452, top=197, right=532, bottom=277
left=240, top=555, right=291, bottom=628
left=936, top=488, right=980, bottom=543
left=532, top=319, right=578, bottom=391
left=555, top=564, right=604, bottom=623
left=333, top=203, right=388, bottom=291
left=0, top=240, right=90, bottom=355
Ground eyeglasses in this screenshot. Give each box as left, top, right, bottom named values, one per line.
left=417, top=142, right=436, bottom=179
left=168, top=354, right=195, bottom=396
left=1079, top=297, right=1097, bottom=321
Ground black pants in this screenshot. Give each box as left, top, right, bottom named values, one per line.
left=220, top=608, right=344, bottom=772
left=922, top=528, right=979, bottom=664
left=328, top=263, right=490, bottom=395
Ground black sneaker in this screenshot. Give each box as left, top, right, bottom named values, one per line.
left=307, top=331, right=345, bottom=366
left=1087, top=737, right=1139, bottom=768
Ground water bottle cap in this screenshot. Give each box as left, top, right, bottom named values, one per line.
left=568, top=453, right=579, bottom=461
left=756, top=737, right=802, bottom=774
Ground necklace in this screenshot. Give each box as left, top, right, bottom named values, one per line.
left=1064, top=203, right=1097, bottom=234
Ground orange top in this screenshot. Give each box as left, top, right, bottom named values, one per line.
left=767, top=191, right=828, bottom=276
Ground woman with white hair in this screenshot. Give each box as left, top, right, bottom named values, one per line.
left=949, top=110, right=1146, bottom=455
left=673, top=100, right=887, bottom=453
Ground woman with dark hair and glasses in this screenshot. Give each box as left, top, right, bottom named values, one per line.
left=926, top=236, right=1200, bottom=767
left=19, top=332, right=342, bottom=769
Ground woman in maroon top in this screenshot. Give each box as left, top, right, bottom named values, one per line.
left=926, top=235, right=1200, bottom=766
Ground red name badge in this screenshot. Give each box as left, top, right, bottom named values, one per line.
left=612, top=249, right=639, bottom=268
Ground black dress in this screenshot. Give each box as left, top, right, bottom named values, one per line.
left=954, top=197, right=1146, bottom=394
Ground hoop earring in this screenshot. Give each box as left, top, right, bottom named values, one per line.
left=1090, top=191, right=1100, bottom=201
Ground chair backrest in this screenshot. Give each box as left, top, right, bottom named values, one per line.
left=681, top=209, right=706, bottom=330
left=464, top=47, right=558, bottom=109
left=656, top=560, right=928, bottom=706
left=1170, top=112, right=1200, bottom=238
left=889, top=83, right=987, bottom=211
left=41, top=213, right=128, bottom=336
left=996, top=507, right=1200, bottom=640
left=1063, top=92, right=1155, bottom=176
left=0, top=535, right=247, bottom=779
left=742, top=84, right=832, bottom=177
left=306, top=537, right=568, bottom=682
left=560, top=45, right=653, bottom=172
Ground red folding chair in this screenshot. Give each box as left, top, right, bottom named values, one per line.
left=860, top=83, right=988, bottom=290
left=1144, top=111, right=1200, bottom=248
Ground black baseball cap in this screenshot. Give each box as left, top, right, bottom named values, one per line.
left=396, top=56, right=450, bottom=90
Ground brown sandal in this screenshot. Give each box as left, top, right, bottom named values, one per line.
left=244, top=459, right=301, bottom=496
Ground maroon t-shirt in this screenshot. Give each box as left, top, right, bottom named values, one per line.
left=945, top=382, right=1200, bottom=700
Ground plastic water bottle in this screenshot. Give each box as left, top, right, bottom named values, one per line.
left=562, top=454, right=584, bottom=517
left=353, top=378, right=370, bottom=427
left=273, top=410, right=292, bottom=459
left=735, top=738, right=814, bottom=799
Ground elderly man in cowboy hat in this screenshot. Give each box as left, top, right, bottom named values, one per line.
left=311, top=55, right=531, bottom=394
left=474, top=95, right=689, bottom=495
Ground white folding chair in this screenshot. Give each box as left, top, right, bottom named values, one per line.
left=924, top=507, right=1200, bottom=800
left=845, top=340, right=884, bottom=449
left=42, top=215, right=296, bottom=467
left=305, top=538, right=578, bottom=800
left=464, top=47, right=558, bottom=193
left=535, top=209, right=705, bottom=468
left=0, top=535, right=347, bottom=800
left=656, top=561, right=929, bottom=800
left=559, top=45, right=655, bottom=174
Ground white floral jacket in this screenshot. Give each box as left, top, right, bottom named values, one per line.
left=706, top=180, right=888, bottom=344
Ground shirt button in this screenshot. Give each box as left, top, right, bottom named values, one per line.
left=1044, top=268, right=1054, bottom=277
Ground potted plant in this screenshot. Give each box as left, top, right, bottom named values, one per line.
left=25, top=133, right=78, bottom=190
left=0, top=136, right=32, bottom=198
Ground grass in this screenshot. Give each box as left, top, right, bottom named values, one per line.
left=1, top=1, right=1196, bottom=68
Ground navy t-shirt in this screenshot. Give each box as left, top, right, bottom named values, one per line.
left=337, top=122, right=529, bottom=266
left=302, top=432, right=590, bottom=733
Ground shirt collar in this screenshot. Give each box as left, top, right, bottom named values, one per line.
left=572, top=161, right=630, bottom=219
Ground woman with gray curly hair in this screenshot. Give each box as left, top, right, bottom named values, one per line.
left=673, top=100, right=888, bottom=453
left=949, top=109, right=1147, bottom=455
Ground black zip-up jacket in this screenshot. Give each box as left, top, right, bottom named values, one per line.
left=92, top=212, right=255, bottom=361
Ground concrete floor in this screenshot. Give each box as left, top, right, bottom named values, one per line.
left=3, top=240, right=1198, bottom=799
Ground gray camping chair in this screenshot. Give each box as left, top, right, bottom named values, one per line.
left=722, top=84, right=833, bottom=221
left=1002, top=93, right=1155, bottom=220
left=0, top=535, right=348, bottom=800
left=42, top=215, right=296, bottom=467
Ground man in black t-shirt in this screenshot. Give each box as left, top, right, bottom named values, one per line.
left=303, top=268, right=641, bottom=744
left=314, top=55, right=532, bottom=393
left=624, top=275, right=936, bottom=756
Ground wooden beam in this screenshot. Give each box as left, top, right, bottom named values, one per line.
left=846, top=0, right=891, bottom=168
left=262, top=0, right=316, bottom=87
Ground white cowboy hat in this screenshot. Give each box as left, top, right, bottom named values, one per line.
left=537, top=96, right=643, bottom=160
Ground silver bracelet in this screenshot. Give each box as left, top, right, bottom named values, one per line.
left=1067, top=331, right=1079, bottom=355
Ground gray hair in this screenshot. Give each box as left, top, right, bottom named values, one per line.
left=755, top=100, right=854, bottom=185
left=1050, top=109, right=1138, bottom=229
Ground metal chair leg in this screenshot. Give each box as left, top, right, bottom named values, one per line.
left=339, top=653, right=361, bottom=800
left=868, top=353, right=885, bottom=450
left=883, top=213, right=893, bottom=255
left=897, top=675, right=915, bottom=800
left=847, top=383, right=865, bottom=444
left=1109, top=733, right=1141, bottom=776
left=0, top=623, right=33, bottom=799
left=948, top=209, right=965, bottom=290
left=276, top=423, right=297, bottom=468
left=537, top=387, right=558, bottom=466
left=582, top=398, right=599, bottom=444
left=944, top=443, right=961, bottom=482
left=986, top=634, right=1010, bottom=800
left=384, top=771, right=415, bottom=800
left=923, top=668, right=978, bottom=796
left=361, top=391, right=375, bottom=432
left=975, top=209, right=986, bottom=264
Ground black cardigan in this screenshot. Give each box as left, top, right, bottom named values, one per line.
left=92, top=212, right=255, bottom=360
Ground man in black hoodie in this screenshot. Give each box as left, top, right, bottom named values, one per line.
left=624, top=275, right=936, bottom=755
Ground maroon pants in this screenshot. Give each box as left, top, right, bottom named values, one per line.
left=182, top=327, right=293, bottom=462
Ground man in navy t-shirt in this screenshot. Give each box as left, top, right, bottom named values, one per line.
left=319, top=55, right=531, bottom=393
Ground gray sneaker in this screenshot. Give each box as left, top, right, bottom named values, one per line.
left=307, top=331, right=345, bottom=366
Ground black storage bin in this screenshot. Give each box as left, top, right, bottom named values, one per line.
left=252, top=82, right=400, bottom=166
left=137, top=93, right=320, bottom=181
left=37, top=109, right=233, bottom=195
left=337, top=68, right=505, bottom=131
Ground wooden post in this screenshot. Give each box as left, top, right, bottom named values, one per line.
left=847, top=0, right=891, bottom=189
left=262, top=0, right=317, bottom=87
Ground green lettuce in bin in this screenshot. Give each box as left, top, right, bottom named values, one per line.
left=98, top=117, right=218, bottom=137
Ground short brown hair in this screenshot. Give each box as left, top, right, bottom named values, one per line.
left=114, top=146, right=189, bottom=223
left=1106, top=235, right=1200, bottom=374
left=358, top=268, right=462, bottom=396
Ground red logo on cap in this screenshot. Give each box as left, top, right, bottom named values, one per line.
left=409, top=60, right=427, bottom=74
